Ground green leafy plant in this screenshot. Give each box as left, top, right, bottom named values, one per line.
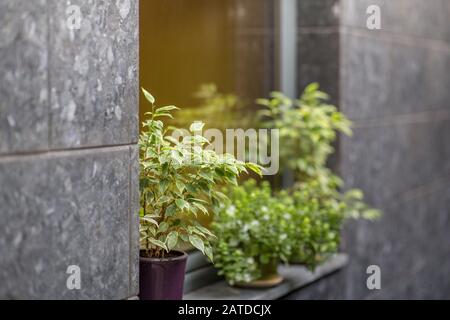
left=212, top=180, right=296, bottom=285
left=172, top=83, right=254, bottom=130
left=257, top=83, right=381, bottom=267
left=211, top=178, right=378, bottom=281
left=139, top=88, right=261, bottom=261
left=287, top=179, right=378, bottom=268
left=257, top=82, right=352, bottom=182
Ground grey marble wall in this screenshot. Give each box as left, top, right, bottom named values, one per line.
left=0, top=0, right=139, bottom=299
left=288, top=0, right=450, bottom=299
left=297, top=0, right=340, bottom=105
left=297, top=0, right=341, bottom=170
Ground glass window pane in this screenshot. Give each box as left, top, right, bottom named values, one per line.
left=140, top=0, right=278, bottom=129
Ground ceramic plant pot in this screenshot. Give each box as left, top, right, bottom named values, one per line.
left=139, top=251, right=188, bottom=300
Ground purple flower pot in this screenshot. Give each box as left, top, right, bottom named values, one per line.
left=139, top=251, right=188, bottom=300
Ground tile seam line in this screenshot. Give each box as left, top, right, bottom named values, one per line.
left=350, top=109, right=450, bottom=128
left=127, top=146, right=133, bottom=298
left=340, top=26, right=450, bottom=52
left=0, top=143, right=137, bottom=162
left=298, top=26, right=340, bottom=34
left=46, top=0, right=52, bottom=150
left=384, top=173, right=450, bottom=209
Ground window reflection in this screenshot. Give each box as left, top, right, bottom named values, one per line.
left=140, top=0, right=278, bottom=129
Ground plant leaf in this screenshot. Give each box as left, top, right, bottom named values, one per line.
left=176, top=180, right=186, bottom=193
left=189, top=122, right=205, bottom=133
left=158, top=222, right=169, bottom=234
left=196, top=225, right=216, bottom=238
left=192, top=202, right=209, bottom=215
left=175, top=199, right=188, bottom=210
left=166, top=232, right=179, bottom=251
left=159, top=179, right=170, bottom=193
left=166, top=204, right=177, bottom=217
left=148, top=238, right=168, bottom=252
left=189, top=235, right=205, bottom=254
left=246, top=163, right=263, bottom=177
left=156, top=105, right=179, bottom=113
left=204, top=245, right=214, bottom=263
left=142, top=216, right=159, bottom=227
left=142, top=88, right=155, bottom=104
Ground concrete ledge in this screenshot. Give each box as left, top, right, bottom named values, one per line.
left=183, top=254, right=348, bottom=300
left=184, top=265, right=222, bottom=294
left=186, top=251, right=211, bottom=273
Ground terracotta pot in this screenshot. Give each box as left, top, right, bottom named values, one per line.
left=236, top=259, right=283, bottom=289
left=139, top=251, right=188, bottom=300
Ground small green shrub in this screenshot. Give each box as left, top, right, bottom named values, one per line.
left=257, top=82, right=352, bottom=182
left=212, top=180, right=296, bottom=285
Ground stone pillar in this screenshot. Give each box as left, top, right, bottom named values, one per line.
left=0, top=0, right=139, bottom=299
left=287, top=0, right=450, bottom=300
left=339, top=0, right=450, bottom=300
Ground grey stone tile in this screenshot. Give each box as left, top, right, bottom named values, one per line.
left=341, top=33, right=450, bottom=121
left=0, top=0, right=49, bottom=154
left=129, top=145, right=139, bottom=297
left=186, top=250, right=210, bottom=273
left=0, top=147, right=131, bottom=299
left=340, top=120, right=450, bottom=206
left=340, top=183, right=450, bottom=299
left=283, top=267, right=347, bottom=300
left=339, top=8, right=450, bottom=298
left=298, top=31, right=340, bottom=104
left=298, top=0, right=340, bottom=27
left=285, top=210, right=423, bottom=300
left=340, top=32, right=389, bottom=120
left=342, top=0, right=450, bottom=43
left=48, top=0, right=139, bottom=149
left=184, top=266, right=221, bottom=294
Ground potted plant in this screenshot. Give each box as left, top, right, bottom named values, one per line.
left=138, top=89, right=260, bottom=300
left=257, top=84, right=381, bottom=267
left=290, top=177, right=382, bottom=268
left=212, top=180, right=296, bottom=288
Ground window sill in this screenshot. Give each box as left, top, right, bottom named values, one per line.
left=183, top=254, right=348, bottom=300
